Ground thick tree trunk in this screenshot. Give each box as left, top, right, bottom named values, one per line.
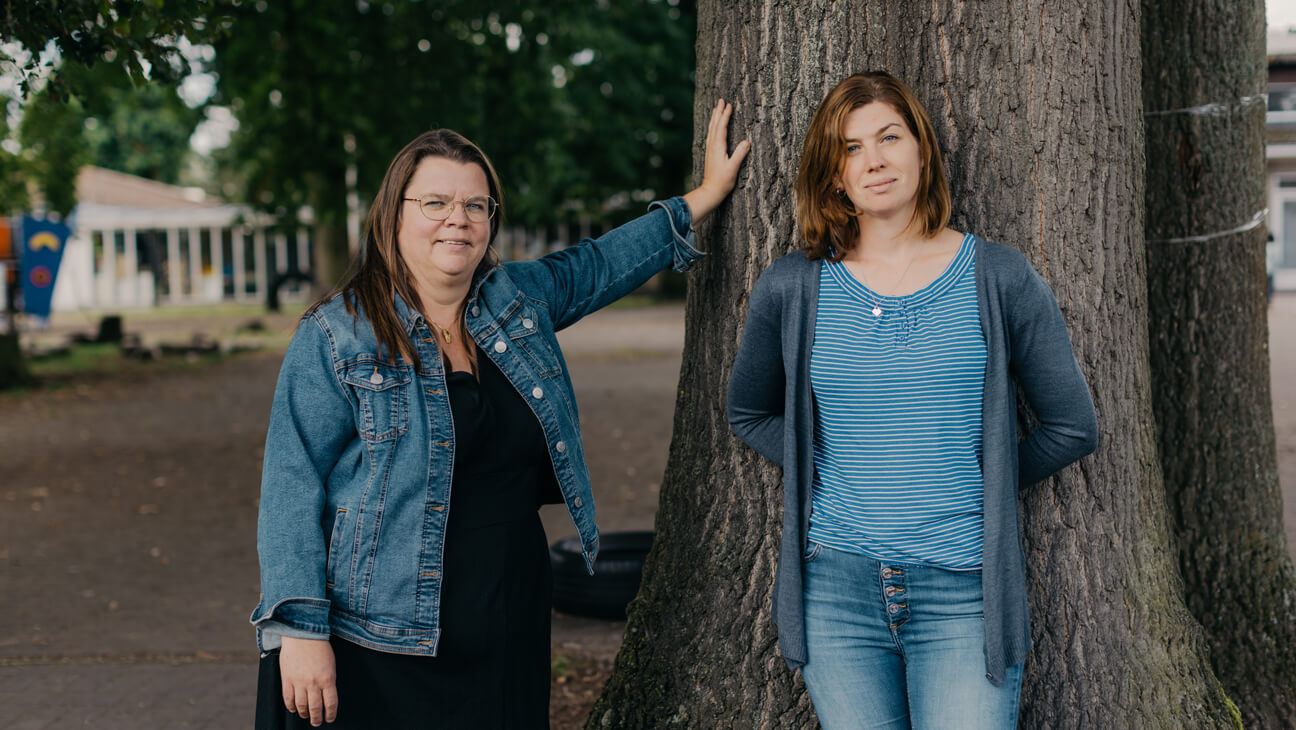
left=1142, top=1, right=1296, bottom=726
left=590, top=1, right=1236, bottom=726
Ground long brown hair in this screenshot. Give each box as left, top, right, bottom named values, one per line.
left=795, top=71, right=951, bottom=261
left=313, top=129, right=504, bottom=372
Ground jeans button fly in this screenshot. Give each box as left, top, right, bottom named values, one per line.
left=888, top=603, right=900, bottom=614
left=881, top=567, right=893, bottom=579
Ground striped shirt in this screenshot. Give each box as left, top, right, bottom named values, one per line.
left=808, top=234, right=987, bottom=569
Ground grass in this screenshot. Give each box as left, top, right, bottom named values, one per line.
left=23, top=342, right=227, bottom=383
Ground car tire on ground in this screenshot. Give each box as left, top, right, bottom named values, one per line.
left=550, top=530, right=654, bottom=620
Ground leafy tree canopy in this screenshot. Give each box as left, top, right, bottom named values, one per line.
left=208, top=0, right=696, bottom=229
left=0, top=0, right=217, bottom=99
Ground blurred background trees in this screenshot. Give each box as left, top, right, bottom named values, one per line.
left=3, top=0, right=698, bottom=283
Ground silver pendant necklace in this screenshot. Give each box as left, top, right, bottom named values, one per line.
left=858, top=248, right=919, bottom=318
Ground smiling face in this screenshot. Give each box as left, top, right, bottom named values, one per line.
left=396, top=156, right=492, bottom=286
left=836, top=101, right=924, bottom=225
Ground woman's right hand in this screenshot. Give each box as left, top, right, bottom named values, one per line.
left=279, top=636, right=339, bottom=726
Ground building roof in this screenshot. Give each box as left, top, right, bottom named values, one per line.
left=74, top=166, right=213, bottom=209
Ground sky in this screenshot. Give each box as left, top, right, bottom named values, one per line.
left=1274, top=0, right=1296, bottom=29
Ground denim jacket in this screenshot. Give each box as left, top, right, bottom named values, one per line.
left=251, top=197, right=699, bottom=655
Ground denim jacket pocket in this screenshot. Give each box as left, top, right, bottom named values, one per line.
left=505, top=310, right=562, bottom=379
left=340, top=358, right=412, bottom=442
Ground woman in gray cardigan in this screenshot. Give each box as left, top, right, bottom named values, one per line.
left=727, top=71, right=1098, bottom=729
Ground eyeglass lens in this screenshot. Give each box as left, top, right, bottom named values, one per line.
left=418, top=195, right=496, bottom=223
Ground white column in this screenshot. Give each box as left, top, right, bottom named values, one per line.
left=166, top=227, right=182, bottom=302
left=209, top=227, right=224, bottom=301
left=253, top=228, right=268, bottom=300
left=212, top=229, right=221, bottom=299
left=121, top=228, right=139, bottom=305
left=232, top=228, right=246, bottom=300
left=188, top=227, right=202, bottom=301
left=99, top=230, right=116, bottom=305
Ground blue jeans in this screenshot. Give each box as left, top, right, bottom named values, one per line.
left=801, top=543, right=1023, bottom=730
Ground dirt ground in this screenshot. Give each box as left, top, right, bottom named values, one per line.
left=0, top=296, right=1293, bottom=729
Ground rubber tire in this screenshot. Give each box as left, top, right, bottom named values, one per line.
left=549, top=530, right=653, bottom=620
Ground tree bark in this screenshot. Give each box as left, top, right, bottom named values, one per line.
left=1142, top=1, right=1296, bottom=726
left=590, top=1, right=1237, bottom=726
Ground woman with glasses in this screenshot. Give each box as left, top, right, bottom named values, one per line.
left=253, top=102, right=749, bottom=729
left=727, top=72, right=1098, bottom=728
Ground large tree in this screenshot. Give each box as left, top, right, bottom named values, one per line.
left=1143, top=1, right=1296, bottom=726
left=591, top=1, right=1243, bottom=727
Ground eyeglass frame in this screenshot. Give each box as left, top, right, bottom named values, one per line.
left=402, top=193, right=499, bottom=223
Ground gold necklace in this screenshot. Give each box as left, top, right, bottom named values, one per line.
left=427, top=314, right=459, bottom=344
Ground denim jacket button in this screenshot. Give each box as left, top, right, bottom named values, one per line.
left=493, top=340, right=507, bottom=353
left=532, top=387, right=544, bottom=399
left=369, top=371, right=384, bottom=385
left=522, top=317, right=534, bottom=329
left=573, top=497, right=583, bottom=508
left=555, top=441, right=567, bottom=453
left=470, top=306, right=480, bottom=317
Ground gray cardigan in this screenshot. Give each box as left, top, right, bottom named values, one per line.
left=726, top=239, right=1099, bottom=685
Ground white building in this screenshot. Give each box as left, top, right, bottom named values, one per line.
left=52, top=166, right=312, bottom=311
left=1269, top=26, right=1296, bottom=290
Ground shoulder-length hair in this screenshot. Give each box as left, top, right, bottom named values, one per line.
left=312, top=129, right=504, bottom=372
left=795, top=71, right=951, bottom=261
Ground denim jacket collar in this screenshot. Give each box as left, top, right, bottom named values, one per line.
left=390, top=264, right=504, bottom=335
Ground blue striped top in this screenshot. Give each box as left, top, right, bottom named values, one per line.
left=808, top=233, right=987, bottom=569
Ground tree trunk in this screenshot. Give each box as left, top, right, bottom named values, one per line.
left=1142, top=1, right=1296, bottom=726
left=0, top=332, right=28, bottom=390
left=589, top=1, right=1242, bottom=727
left=311, top=221, right=353, bottom=294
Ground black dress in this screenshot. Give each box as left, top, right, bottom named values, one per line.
left=256, top=353, right=554, bottom=729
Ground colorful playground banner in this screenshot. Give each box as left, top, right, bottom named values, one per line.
left=19, top=216, right=71, bottom=319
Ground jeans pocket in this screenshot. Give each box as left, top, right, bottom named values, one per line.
left=802, top=541, right=823, bottom=564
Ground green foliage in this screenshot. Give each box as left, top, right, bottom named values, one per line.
left=208, top=0, right=696, bottom=229
left=74, top=64, right=205, bottom=183
left=0, top=0, right=219, bottom=99
left=0, top=117, right=31, bottom=213
left=17, top=89, right=90, bottom=217
left=10, top=61, right=202, bottom=216
left=1, top=2, right=216, bottom=214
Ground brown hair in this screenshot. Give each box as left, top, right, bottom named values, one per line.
left=795, top=71, right=951, bottom=260
left=314, top=129, right=504, bottom=372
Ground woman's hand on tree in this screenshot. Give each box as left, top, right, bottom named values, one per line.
left=684, top=98, right=751, bottom=225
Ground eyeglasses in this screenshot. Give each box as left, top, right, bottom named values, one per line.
left=403, top=194, right=498, bottom=223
